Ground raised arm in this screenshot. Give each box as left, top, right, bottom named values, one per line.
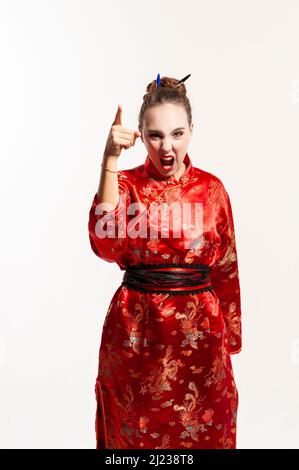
left=88, top=104, right=141, bottom=263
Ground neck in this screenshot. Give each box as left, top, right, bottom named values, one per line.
left=174, top=162, right=186, bottom=181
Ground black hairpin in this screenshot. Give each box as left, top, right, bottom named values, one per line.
left=175, top=74, right=191, bottom=86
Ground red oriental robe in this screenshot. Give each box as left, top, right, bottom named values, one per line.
left=88, top=152, right=242, bottom=449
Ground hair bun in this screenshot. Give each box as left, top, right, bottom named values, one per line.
left=139, top=74, right=192, bottom=130
left=144, top=75, right=190, bottom=97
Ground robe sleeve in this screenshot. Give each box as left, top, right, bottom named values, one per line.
left=88, top=173, right=131, bottom=263
left=210, top=181, right=242, bottom=355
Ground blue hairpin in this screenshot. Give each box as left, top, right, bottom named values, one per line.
left=156, top=73, right=161, bottom=87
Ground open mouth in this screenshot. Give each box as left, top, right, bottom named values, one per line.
left=160, top=155, right=175, bottom=170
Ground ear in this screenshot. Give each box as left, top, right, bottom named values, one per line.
left=139, top=127, right=144, bottom=142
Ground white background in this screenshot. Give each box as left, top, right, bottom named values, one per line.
left=1, top=0, right=299, bottom=448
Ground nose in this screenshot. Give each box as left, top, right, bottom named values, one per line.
left=160, top=139, right=172, bottom=153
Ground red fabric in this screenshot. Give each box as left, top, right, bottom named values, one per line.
left=88, top=152, right=242, bottom=449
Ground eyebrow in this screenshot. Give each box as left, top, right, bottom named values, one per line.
left=148, top=127, right=185, bottom=133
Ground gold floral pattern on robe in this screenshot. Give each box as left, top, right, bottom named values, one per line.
left=89, top=152, right=242, bottom=449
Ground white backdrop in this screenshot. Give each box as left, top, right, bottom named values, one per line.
left=1, top=0, right=299, bottom=449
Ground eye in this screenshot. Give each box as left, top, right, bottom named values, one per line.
left=149, top=132, right=184, bottom=138
left=149, top=134, right=159, bottom=138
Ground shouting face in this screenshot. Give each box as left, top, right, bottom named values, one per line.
left=139, top=103, right=193, bottom=180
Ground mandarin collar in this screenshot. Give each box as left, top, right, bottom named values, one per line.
left=144, top=152, right=193, bottom=184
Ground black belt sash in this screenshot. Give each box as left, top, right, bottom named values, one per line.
left=121, top=263, right=213, bottom=295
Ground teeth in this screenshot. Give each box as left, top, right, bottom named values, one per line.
left=161, top=157, right=174, bottom=161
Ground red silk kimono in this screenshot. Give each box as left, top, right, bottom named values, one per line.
left=88, top=152, right=242, bottom=449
